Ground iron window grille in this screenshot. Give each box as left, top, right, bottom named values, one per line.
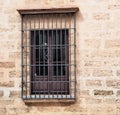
left=17, top=8, right=78, bottom=100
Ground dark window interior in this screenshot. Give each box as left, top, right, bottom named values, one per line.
left=31, top=29, right=69, bottom=94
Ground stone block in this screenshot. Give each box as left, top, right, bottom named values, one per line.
left=84, top=39, right=100, bottom=49
left=0, top=72, right=4, bottom=77
left=106, top=80, right=120, bottom=87
left=93, top=13, right=110, bottom=20
left=0, top=108, right=6, bottom=115
left=84, top=61, right=101, bottom=67
left=86, top=80, right=102, bottom=86
left=116, top=90, right=120, bottom=96
left=116, top=70, right=120, bottom=76
left=0, top=90, right=3, bottom=97
left=9, top=70, right=20, bottom=78
left=0, top=62, right=15, bottom=68
left=105, top=39, right=120, bottom=48
left=108, top=4, right=120, bottom=9
left=9, top=91, right=21, bottom=98
left=94, top=90, right=113, bottom=96
left=93, top=69, right=113, bottom=77
left=0, top=81, right=14, bottom=87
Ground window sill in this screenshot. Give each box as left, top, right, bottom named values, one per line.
left=23, top=95, right=75, bottom=103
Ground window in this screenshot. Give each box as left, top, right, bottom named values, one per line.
left=18, top=8, right=78, bottom=99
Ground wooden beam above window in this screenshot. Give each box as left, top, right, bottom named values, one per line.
left=17, top=7, right=79, bottom=15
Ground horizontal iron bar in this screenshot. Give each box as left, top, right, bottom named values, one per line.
left=23, top=80, right=75, bottom=83
left=22, top=64, right=75, bottom=66
left=23, top=76, right=73, bottom=78
left=22, top=44, right=74, bottom=47
left=32, top=91, right=68, bottom=92
left=21, top=28, right=75, bottom=31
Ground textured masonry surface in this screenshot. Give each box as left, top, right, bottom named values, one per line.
left=0, top=0, right=120, bottom=115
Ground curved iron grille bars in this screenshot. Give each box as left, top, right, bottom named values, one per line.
left=18, top=8, right=78, bottom=99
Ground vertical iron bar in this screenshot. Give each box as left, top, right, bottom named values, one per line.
left=43, top=14, right=45, bottom=98
left=64, top=14, right=67, bottom=98
left=34, top=15, right=36, bottom=98
left=29, top=15, right=32, bottom=99
left=47, top=14, right=49, bottom=98
left=25, top=16, right=27, bottom=99
left=38, top=15, right=41, bottom=98
left=60, top=14, right=63, bottom=98
left=21, top=15, right=24, bottom=99
left=69, top=13, right=72, bottom=98
left=56, top=14, right=58, bottom=98
left=74, top=13, right=76, bottom=99
left=52, top=13, right=54, bottom=98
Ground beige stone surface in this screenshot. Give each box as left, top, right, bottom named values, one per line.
left=0, top=0, right=120, bottom=115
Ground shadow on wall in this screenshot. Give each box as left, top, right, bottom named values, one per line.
left=26, top=101, right=75, bottom=107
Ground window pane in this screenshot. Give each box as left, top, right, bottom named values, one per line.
left=36, top=66, right=48, bottom=76
left=52, top=48, right=65, bottom=62
left=53, top=65, right=65, bottom=76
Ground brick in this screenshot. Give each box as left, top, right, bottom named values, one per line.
left=0, top=62, right=15, bottom=68
left=9, top=71, right=16, bottom=78
left=116, top=70, right=120, bottom=76
left=86, top=98, right=102, bottom=104
left=0, top=81, right=14, bottom=87
left=79, top=50, right=90, bottom=59
left=0, top=108, right=6, bottom=115
left=0, top=90, right=3, bottom=97
left=93, top=13, right=109, bottom=20
left=84, top=61, right=101, bottom=67
left=108, top=4, right=120, bottom=9
left=0, top=100, right=14, bottom=105
left=91, top=50, right=120, bottom=58
left=84, top=22, right=102, bottom=31
left=116, top=107, right=120, bottom=114
left=94, top=90, right=113, bottom=96
left=70, top=0, right=75, bottom=2
left=79, top=90, right=89, bottom=96
left=91, top=31, right=112, bottom=39
left=9, top=52, right=21, bottom=60
left=106, top=80, right=120, bottom=87
left=9, top=70, right=20, bottom=78
left=8, top=14, right=20, bottom=23
left=84, top=39, right=100, bottom=48
left=103, top=60, right=120, bottom=67
left=79, top=69, right=91, bottom=77
left=86, top=80, right=102, bottom=86
left=0, top=1, right=4, bottom=5
left=0, top=72, right=3, bottom=77
left=9, top=91, right=21, bottom=98
left=1, top=41, right=15, bottom=50
left=103, top=98, right=120, bottom=104
left=105, top=39, right=120, bottom=48
left=6, top=108, right=17, bottom=115
left=64, top=106, right=87, bottom=113
left=117, top=90, right=120, bottom=96
left=93, top=70, right=113, bottom=77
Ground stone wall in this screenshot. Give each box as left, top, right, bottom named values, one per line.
left=0, top=0, right=120, bottom=115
